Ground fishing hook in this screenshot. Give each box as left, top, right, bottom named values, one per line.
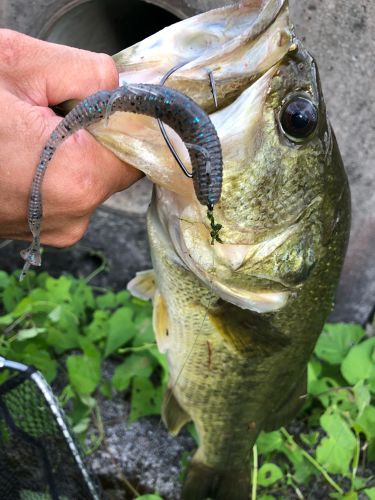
left=158, top=64, right=219, bottom=179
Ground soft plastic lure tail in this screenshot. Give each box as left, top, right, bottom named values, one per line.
left=20, top=83, right=223, bottom=279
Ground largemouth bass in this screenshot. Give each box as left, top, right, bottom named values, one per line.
left=30, top=1, right=351, bottom=498
left=122, top=2, right=349, bottom=494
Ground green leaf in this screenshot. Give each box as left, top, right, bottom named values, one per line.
left=307, top=357, right=322, bottom=385
left=3, top=282, right=24, bottom=313
left=257, top=463, right=283, bottom=486
left=354, top=405, right=375, bottom=440
left=45, top=275, right=72, bottom=302
left=100, top=380, right=113, bottom=398
left=112, top=354, right=156, bottom=391
left=186, top=422, right=199, bottom=444
left=72, top=417, right=91, bottom=435
left=308, top=376, right=339, bottom=407
left=116, top=290, right=131, bottom=306
left=96, top=291, right=117, bottom=309
left=48, top=305, right=62, bottom=322
left=105, top=307, right=138, bottom=357
left=280, top=439, right=315, bottom=483
left=256, top=431, right=283, bottom=454
left=315, top=323, right=365, bottom=364
left=352, top=476, right=368, bottom=490
left=300, top=431, right=320, bottom=448
left=0, top=270, right=9, bottom=289
left=22, top=345, right=58, bottom=383
left=364, top=488, right=375, bottom=500
left=353, top=380, right=371, bottom=417
left=16, top=327, right=46, bottom=341
left=148, top=346, right=169, bottom=386
left=132, top=316, right=154, bottom=347
left=84, top=310, right=110, bottom=342
left=0, top=314, right=15, bottom=326
left=341, top=337, right=375, bottom=387
left=46, top=327, right=80, bottom=353
left=129, top=376, right=163, bottom=423
left=66, top=345, right=101, bottom=395
left=338, top=492, right=358, bottom=500
left=70, top=279, right=95, bottom=318
left=316, top=413, right=356, bottom=474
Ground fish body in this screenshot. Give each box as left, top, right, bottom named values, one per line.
left=140, top=47, right=350, bottom=500
left=90, top=1, right=350, bottom=498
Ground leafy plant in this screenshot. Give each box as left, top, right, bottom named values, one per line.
left=251, top=322, right=375, bottom=499
left=0, top=269, right=374, bottom=499
left=0, top=270, right=167, bottom=438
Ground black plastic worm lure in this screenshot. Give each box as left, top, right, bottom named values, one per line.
left=20, top=83, right=223, bottom=278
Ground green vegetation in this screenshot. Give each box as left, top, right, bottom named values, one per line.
left=253, top=323, right=375, bottom=499
left=0, top=269, right=374, bottom=499
left=0, top=270, right=168, bottom=437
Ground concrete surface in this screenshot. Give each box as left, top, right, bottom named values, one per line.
left=89, top=394, right=194, bottom=499
left=289, top=0, right=375, bottom=323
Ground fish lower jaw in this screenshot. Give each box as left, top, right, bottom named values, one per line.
left=209, top=280, right=289, bottom=313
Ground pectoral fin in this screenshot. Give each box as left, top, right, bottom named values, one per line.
left=162, top=388, right=191, bottom=436
left=127, top=269, right=156, bottom=300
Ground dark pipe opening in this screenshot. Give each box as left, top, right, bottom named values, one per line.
left=41, top=0, right=180, bottom=54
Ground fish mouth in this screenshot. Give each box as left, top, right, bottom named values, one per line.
left=89, top=0, right=293, bottom=200
left=165, top=202, right=291, bottom=313
left=113, top=0, right=292, bottom=111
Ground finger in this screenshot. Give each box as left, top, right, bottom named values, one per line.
left=0, top=93, right=143, bottom=243
left=42, top=128, right=143, bottom=219
left=0, top=29, right=119, bottom=106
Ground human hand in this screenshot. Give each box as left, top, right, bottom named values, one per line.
left=0, top=29, right=142, bottom=246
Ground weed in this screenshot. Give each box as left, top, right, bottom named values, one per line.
left=0, top=269, right=374, bottom=499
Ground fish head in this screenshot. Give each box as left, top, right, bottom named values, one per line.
left=162, top=40, right=342, bottom=313
left=88, top=2, right=343, bottom=313
left=90, top=0, right=294, bottom=198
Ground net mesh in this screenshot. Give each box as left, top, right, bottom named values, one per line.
left=0, top=363, right=100, bottom=500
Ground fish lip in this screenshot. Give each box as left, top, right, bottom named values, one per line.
left=115, top=0, right=292, bottom=106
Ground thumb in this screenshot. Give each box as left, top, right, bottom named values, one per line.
left=0, top=30, right=119, bottom=105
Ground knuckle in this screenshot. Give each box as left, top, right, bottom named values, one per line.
left=46, top=219, right=89, bottom=248
left=96, top=53, right=119, bottom=89
left=0, top=30, right=26, bottom=70
left=65, top=169, right=102, bottom=216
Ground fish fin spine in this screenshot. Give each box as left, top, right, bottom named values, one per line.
left=162, top=388, right=191, bottom=436
left=127, top=269, right=156, bottom=300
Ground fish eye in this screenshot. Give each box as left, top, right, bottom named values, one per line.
left=279, top=96, right=318, bottom=140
